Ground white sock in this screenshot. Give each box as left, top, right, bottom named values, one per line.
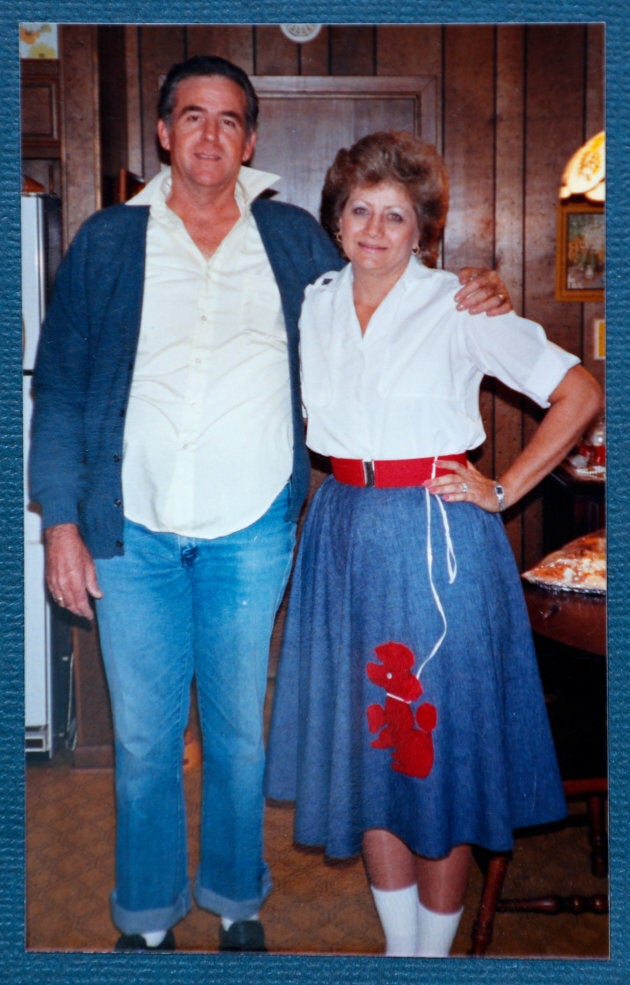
left=416, top=900, right=463, bottom=957
left=141, top=930, right=167, bottom=947
left=221, top=911, right=259, bottom=931
left=370, top=884, right=418, bottom=957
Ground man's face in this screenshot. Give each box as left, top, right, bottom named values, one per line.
left=157, top=75, right=256, bottom=195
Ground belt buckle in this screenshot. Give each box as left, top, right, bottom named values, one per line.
left=363, top=461, right=375, bottom=487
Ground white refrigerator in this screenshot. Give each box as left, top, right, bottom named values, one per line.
left=22, top=191, right=68, bottom=755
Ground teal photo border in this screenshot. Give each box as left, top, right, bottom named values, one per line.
left=1, top=3, right=628, bottom=984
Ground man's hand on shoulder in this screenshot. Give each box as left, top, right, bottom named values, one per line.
left=44, top=523, right=103, bottom=620
left=454, top=267, right=513, bottom=316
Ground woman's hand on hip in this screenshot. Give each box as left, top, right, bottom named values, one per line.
left=423, top=460, right=505, bottom=513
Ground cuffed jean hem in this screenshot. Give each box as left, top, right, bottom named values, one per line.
left=194, top=867, right=272, bottom=922
left=111, top=882, right=192, bottom=935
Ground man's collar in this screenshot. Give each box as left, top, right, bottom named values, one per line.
left=126, top=164, right=280, bottom=211
left=236, top=164, right=281, bottom=206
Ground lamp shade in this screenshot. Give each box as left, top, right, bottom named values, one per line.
left=560, top=131, right=605, bottom=202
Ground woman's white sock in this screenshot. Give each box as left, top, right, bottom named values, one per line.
left=416, top=900, right=463, bottom=957
left=370, top=884, right=418, bottom=957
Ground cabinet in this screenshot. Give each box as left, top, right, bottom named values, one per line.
left=20, top=59, right=62, bottom=195
left=21, top=27, right=103, bottom=246
left=72, top=625, right=114, bottom=768
left=21, top=58, right=61, bottom=159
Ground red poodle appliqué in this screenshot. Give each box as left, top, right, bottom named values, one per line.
left=366, top=641, right=437, bottom=779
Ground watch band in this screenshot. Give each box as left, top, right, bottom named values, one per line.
left=493, top=481, right=506, bottom=512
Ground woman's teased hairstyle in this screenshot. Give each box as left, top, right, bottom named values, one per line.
left=321, top=130, right=449, bottom=267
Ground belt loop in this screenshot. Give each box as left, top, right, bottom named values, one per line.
left=364, top=461, right=375, bottom=487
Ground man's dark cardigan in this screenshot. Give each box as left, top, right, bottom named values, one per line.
left=30, top=197, right=342, bottom=558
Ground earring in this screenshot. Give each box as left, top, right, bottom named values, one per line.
left=335, top=230, right=343, bottom=244
left=411, top=244, right=420, bottom=256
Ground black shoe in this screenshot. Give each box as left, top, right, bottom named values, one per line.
left=218, top=919, right=267, bottom=952
left=114, top=928, right=176, bottom=952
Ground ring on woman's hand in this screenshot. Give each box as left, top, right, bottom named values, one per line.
left=55, top=596, right=64, bottom=605
left=461, top=482, right=469, bottom=493
left=497, top=293, right=506, bottom=303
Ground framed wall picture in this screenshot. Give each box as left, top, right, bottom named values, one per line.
left=555, top=200, right=605, bottom=302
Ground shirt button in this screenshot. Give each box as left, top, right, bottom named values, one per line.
left=113, top=454, right=121, bottom=463
left=115, top=540, right=124, bottom=549
left=114, top=499, right=122, bottom=507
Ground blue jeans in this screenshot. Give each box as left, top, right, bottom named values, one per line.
left=94, top=486, right=296, bottom=934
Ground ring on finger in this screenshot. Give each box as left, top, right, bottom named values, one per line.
left=461, top=482, right=469, bottom=493
left=497, top=293, right=506, bottom=303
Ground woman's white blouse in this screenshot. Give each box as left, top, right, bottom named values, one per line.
left=299, top=259, right=579, bottom=461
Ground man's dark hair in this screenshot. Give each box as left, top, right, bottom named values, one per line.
left=158, top=55, right=259, bottom=135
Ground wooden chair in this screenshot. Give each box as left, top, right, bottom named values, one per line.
left=470, top=583, right=608, bottom=956
left=471, top=778, right=608, bottom=955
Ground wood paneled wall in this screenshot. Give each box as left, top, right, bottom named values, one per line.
left=57, top=22, right=604, bottom=568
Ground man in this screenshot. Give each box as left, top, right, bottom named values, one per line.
left=30, top=55, right=512, bottom=953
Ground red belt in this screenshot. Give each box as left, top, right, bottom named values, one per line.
left=330, top=454, right=468, bottom=488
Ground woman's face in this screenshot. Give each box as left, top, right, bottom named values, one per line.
left=338, top=181, right=420, bottom=281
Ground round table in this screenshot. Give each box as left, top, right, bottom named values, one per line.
left=523, top=581, right=606, bottom=657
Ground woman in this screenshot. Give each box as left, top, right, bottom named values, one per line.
left=264, top=131, right=603, bottom=957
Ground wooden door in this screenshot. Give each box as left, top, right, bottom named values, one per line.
left=250, top=76, right=437, bottom=219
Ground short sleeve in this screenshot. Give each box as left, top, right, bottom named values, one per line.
left=464, top=313, right=580, bottom=408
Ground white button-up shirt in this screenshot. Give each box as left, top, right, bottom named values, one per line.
left=122, top=166, right=293, bottom=538
left=300, top=259, right=579, bottom=460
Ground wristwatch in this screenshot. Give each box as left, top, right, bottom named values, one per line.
left=493, top=481, right=506, bottom=512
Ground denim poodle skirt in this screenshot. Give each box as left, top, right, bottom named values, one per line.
left=264, top=476, right=567, bottom=860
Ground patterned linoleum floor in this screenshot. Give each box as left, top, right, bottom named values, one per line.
left=26, top=750, right=609, bottom=959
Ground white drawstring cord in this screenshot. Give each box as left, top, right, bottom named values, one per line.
left=415, top=471, right=457, bottom=680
